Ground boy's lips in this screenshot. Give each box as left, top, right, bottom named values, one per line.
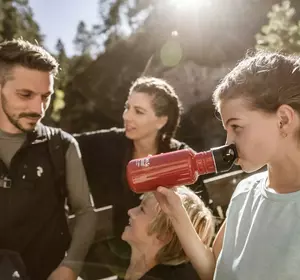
left=125, top=125, right=136, bottom=131
left=128, top=218, right=133, bottom=226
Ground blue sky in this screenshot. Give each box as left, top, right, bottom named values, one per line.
left=28, top=0, right=99, bottom=56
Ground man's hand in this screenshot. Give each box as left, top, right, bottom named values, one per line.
left=47, top=266, right=77, bottom=280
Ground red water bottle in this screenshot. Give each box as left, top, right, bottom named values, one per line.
left=126, top=144, right=237, bottom=193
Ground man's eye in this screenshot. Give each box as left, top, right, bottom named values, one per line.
left=19, top=93, right=31, bottom=98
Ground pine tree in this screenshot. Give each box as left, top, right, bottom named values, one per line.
left=0, top=0, right=43, bottom=42
left=49, top=39, right=68, bottom=123
left=93, top=0, right=153, bottom=48
left=55, top=39, right=69, bottom=89
left=73, top=21, right=98, bottom=55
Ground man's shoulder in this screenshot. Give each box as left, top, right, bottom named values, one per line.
left=40, top=125, right=74, bottom=145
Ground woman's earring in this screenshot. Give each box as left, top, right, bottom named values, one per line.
left=280, top=122, right=288, bottom=138
left=281, top=131, right=288, bottom=138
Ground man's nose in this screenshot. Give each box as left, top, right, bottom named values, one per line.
left=30, top=97, right=44, bottom=116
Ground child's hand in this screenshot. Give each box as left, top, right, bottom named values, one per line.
left=154, top=186, right=185, bottom=220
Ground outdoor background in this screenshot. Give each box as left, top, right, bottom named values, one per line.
left=1, top=0, right=300, bottom=212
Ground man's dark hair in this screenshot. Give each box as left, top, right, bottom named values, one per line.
left=0, top=38, right=59, bottom=85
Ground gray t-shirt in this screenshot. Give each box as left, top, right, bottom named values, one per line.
left=0, top=129, right=97, bottom=275
left=214, top=171, right=300, bottom=280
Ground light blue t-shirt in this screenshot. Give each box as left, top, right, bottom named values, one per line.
left=214, top=171, right=300, bottom=280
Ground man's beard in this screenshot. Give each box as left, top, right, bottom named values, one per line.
left=1, top=92, right=42, bottom=132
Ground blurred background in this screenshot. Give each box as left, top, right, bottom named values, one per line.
left=2, top=0, right=298, bottom=150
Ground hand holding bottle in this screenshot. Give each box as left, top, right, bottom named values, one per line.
left=154, top=186, right=186, bottom=222
left=154, top=186, right=216, bottom=280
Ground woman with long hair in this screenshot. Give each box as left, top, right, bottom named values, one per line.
left=75, top=76, right=211, bottom=279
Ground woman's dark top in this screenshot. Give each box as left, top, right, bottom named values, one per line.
left=75, top=127, right=210, bottom=238
left=75, top=128, right=210, bottom=278
left=117, top=262, right=200, bottom=280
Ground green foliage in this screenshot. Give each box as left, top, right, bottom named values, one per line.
left=51, top=89, right=65, bottom=123
left=73, top=21, right=99, bottom=55
left=55, top=39, right=69, bottom=88
left=93, top=0, right=153, bottom=48
left=51, top=37, right=94, bottom=123
left=0, top=0, right=43, bottom=42
left=256, top=0, right=300, bottom=54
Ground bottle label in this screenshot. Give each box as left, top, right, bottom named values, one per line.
left=135, top=158, right=150, bottom=167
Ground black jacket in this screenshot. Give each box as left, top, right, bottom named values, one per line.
left=0, top=124, right=71, bottom=280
